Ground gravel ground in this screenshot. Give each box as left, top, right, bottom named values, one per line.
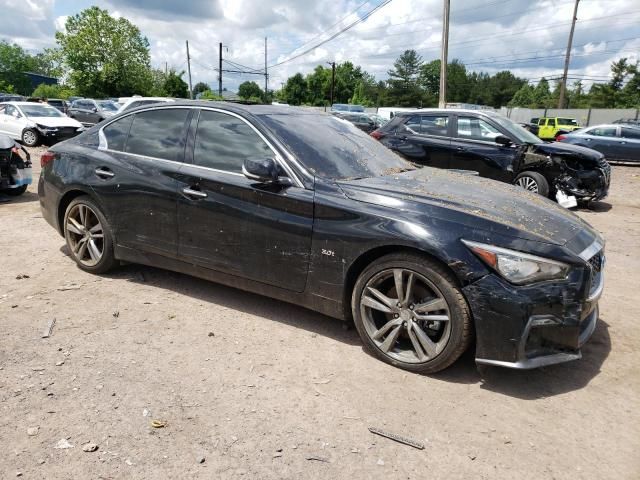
left=1, top=147, right=639, bottom=479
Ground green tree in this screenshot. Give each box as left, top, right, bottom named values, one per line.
left=0, top=41, right=34, bottom=94
left=163, top=70, right=189, bottom=98
left=55, top=6, right=152, bottom=97
left=387, top=50, right=423, bottom=106
left=193, top=82, right=210, bottom=96
left=306, top=65, right=331, bottom=105
left=508, top=83, right=535, bottom=107
left=238, top=81, right=263, bottom=100
left=200, top=90, right=224, bottom=101
left=32, top=83, right=75, bottom=99
left=283, top=73, right=307, bottom=105
left=532, top=78, right=551, bottom=107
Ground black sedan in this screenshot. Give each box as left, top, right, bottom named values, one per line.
left=373, top=109, right=610, bottom=204
left=38, top=102, right=604, bottom=373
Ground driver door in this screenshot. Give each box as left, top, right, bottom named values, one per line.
left=176, top=109, right=313, bottom=292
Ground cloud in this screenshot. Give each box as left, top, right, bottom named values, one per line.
left=1, top=0, right=638, bottom=91
left=107, top=0, right=224, bottom=20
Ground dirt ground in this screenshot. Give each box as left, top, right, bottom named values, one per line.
left=1, top=146, right=639, bottom=479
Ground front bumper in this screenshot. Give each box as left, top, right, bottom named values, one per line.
left=463, top=248, right=604, bottom=369
left=556, top=160, right=611, bottom=201
left=37, top=127, right=82, bottom=143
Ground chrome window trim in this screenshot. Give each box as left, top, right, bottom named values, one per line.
left=97, top=105, right=304, bottom=188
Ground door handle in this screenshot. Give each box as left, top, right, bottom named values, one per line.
left=182, top=187, right=207, bottom=199
left=620, top=141, right=626, bottom=144
left=456, top=146, right=466, bottom=151
left=95, top=167, right=115, bottom=179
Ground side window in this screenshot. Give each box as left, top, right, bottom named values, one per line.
left=420, top=115, right=449, bottom=136
left=103, top=115, right=134, bottom=151
left=4, top=105, right=16, bottom=116
left=125, top=108, right=189, bottom=161
left=0, top=105, right=5, bottom=114
left=621, top=128, right=640, bottom=139
left=589, top=127, right=617, bottom=137
left=456, top=116, right=501, bottom=141
left=403, top=116, right=422, bottom=133
left=193, top=110, right=273, bottom=173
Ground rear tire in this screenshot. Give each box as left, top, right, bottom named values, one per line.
left=3, top=185, right=28, bottom=196
left=63, top=196, right=117, bottom=274
left=351, top=253, right=472, bottom=374
left=514, top=171, right=550, bottom=197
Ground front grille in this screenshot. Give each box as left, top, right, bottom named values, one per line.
left=587, top=250, right=605, bottom=301
left=598, top=159, right=611, bottom=186
left=56, top=127, right=79, bottom=136
left=588, top=251, right=603, bottom=272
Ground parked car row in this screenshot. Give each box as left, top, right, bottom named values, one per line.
left=0, top=96, right=174, bottom=146
left=38, top=102, right=605, bottom=374
left=370, top=109, right=611, bottom=206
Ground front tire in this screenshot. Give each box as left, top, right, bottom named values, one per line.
left=63, top=196, right=117, bottom=274
left=514, top=171, right=550, bottom=197
left=22, top=129, right=39, bottom=147
left=351, top=253, right=472, bottom=374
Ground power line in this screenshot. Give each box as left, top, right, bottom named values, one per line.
left=269, top=0, right=394, bottom=68
left=365, top=11, right=640, bottom=60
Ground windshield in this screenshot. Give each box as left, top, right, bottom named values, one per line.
left=19, top=104, right=64, bottom=118
left=98, top=101, right=119, bottom=111
left=488, top=114, right=542, bottom=144
left=260, top=113, right=416, bottom=180
left=558, top=117, right=578, bottom=126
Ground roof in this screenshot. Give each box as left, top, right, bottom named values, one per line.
left=393, top=108, right=501, bottom=117
left=161, top=101, right=330, bottom=117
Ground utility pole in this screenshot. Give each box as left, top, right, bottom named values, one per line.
left=438, top=0, right=450, bottom=108
left=264, top=37, right=268, bottom=102
left=558, top=0, right=580, bottom=109
left=328, top=61, right=336, bottom=107
left=164, top=61, right=168, bottom=76
left=218, top=42, right=223, bottom=97
left=185, top=40, right=193, bottom=99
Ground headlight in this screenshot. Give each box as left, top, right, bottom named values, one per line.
left=462, top=240, right=569, bottom=285
left=36, top=124, right=58, bottom=133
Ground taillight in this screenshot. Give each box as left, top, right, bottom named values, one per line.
left=370, top=129, right=383, bottom=140
left=556, top=135, right=567, bottom=142
left=41, top=151, right=55, bottom=168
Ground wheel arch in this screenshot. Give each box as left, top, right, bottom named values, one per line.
left=342, top=244, right=464, bottom=321
left=56, top=188, right=100, bottom=235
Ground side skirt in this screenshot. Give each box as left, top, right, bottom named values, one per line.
left=114, top=245, right=345, bottom=321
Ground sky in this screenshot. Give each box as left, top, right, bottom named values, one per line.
left=2, top=0, right=639, bottom=93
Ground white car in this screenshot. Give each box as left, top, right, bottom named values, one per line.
left=0, top=102, right=84, bottom=147
left=117, top=97, right=174, bottom=113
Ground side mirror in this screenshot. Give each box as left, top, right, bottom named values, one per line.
left=92, top=107, right=98, bottom=112
left=494, top=135, right=512, bottom=146
left=242, top=157, right=280, bottom=183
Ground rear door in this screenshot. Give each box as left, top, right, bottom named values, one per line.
left=388, top=114, right=451, bottom=169
left=92, top=107, right=191, bottom=257
left=450, top=114, right=518, bottom=182
left=0, top=105, right=25, bottom=138
left=619, top=127, right=640, bottom=161
left=176, top=108, right=313, bottom=292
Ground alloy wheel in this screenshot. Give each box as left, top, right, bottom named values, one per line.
left=359, top=268, right=452, bottom=364
left=516, top=176, right=539, bottom=193
left=22, top=130, right=37, bottom=146
left=65, top=204, right=104, bottom=267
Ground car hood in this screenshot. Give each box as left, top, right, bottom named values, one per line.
left=338, top=167, right=596, bottom=246
left=530, top=141, right=604, bottom=161
left=28, top=116, right=83, bottom=128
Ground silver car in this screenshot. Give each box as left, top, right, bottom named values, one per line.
left=558, top=124, right=640, bottom=163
